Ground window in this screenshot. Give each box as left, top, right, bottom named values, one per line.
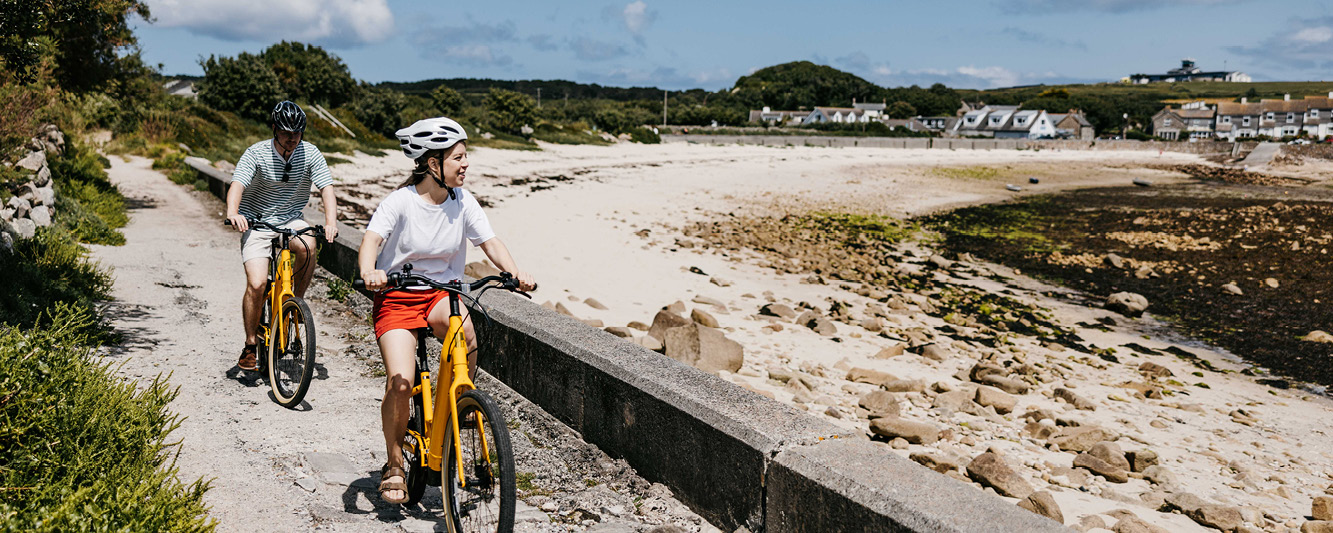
left=1288, top=113, right=1295, bottom=122
left=1164, top=118, right=1172, bottom=127
left=1267, top=112, right=1275, bottom=120
left=1243, top=117, right=1251, bottom=126
left=1223, top=116, right=1231, bottom=124
left=1313, top=110, right=1320, bottom=118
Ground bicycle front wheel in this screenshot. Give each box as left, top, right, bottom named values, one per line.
left=268, top=297, right=316, bottom=408
left=443, top=390, right=515, bottom=533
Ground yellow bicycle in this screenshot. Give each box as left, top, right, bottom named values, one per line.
left=355, top=265, right=528, bottom=532
left=228, top=219, right=324, bottom=408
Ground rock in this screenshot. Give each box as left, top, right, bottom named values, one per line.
left=648, top=309, right=692, bottom=341
left=1137, top=362, right=1173, bottom=378
left=870, top=416, right=939, bottom=444
left=979, top=374, right=1029, bottom=395
left=799, top=312, right=838, bottom=336
left=974, top=386, right=1017, bottom=414
left=914, top=343, right=951, bottom=362
left=16, top=150, right=44, bottom=171
left=1134, top=267, right=1156, bottom=279
left=1221, top=283, right=1243, bottom=295
left=1074, top=453, right=1128, bottom=483
left=627, top=321, right=650, bottom=331
left=10, top=218, right=35, bottom=240
left=7, top=197, right=30, bottom=219
left=581, top=318, right=605, bottom=327
left=1017, top=491, right=1063, bottom=524
left=1088, top=442, right=1131, bottom=472
left=1105, top=292, right=1149, bottom=317
left=1051, top=426, right=1114, bottom=453
left=858, top=317, right=883, bottom=332
left=690, top=308, right=719, bottom=328
left=858, top=390, right=900, bottom=418
left=1304, top=331, right=1333, bottom=343
left=1186, top=504, right=1242, bottom=532
left=633, top=335, right=664, bottom=353
left=1126, top=449, right=1158, bottom=473
left=910, top=452, right=961, bottom=475
left=932, top=389, right=976, bottom=414
left=1105, top=253, right=1125, bottom=269
left=759, top=303, right=797, bottom=319
left=691, top=295, right=725, bottom=307
left=709, top=277, right=731, bottom=287
left=584, top=298, right=609, bottom=310
left=34, top=165, right=50, bottom=187
left=1164, top=492, right=1206, bottom=513
left=1264, top=277, right=1279, bottom=288
left=1112, top=515, right=1169, bottom=533
left=1314, top=496, right=1333, bottom=521
left=882, top=379, right=926, bottom=393
left=1305, top=522, right=1333, bottom=533
left=1141, top=465, right=1177, bottom=486
left=28, top=206, right=50, bottom=227
left=965, top=452, right=1034, bottom=499
left=846, top=367, right=898, bottom=388
left=927, top=254, right=954, bottom=269
left=1054, top=387, right=1097, bottom=410
left=873, top=343, right=905, bottom=359
left=662, top=323, right=743, bottom=374
left=665, top=300, right=687, bottom=314
left=464, top=260, right=501, bottom=279
left=33, top=185, right=54, bottom=207
left=604, top=326, right=633, bottom=338
left=1078, top=515, right=1109, bottom=531
left=0, top=230, right=12, bottom=253
left=213, top=159, right=236, bottom=172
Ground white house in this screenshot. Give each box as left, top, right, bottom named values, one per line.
left=951, top=106, right=1056, bottom=139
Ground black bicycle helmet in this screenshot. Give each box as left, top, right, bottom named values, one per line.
left=271, top=101, right=307, bottom=133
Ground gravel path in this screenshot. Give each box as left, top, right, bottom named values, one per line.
left=89, top=155, right=717, bottom=532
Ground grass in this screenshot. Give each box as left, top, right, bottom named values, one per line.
left=929, top=166, right=1005, bottom=181
left=0, top=306, right=213, bottom=532
left=530, top=123, right=612, bottom=146
left=0, top=228, right=114, bottom=339
left=47, top=136, right=128, bottom=245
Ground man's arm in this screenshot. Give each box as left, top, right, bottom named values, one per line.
left=225, top=182, right=248, bottom=232
left=319, top=185, right=338, bottom=242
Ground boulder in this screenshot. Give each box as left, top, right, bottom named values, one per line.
left=978, top=374, right=1029, bottom=395
left=882, top=379, right=926, bottom=393
left=1126, top=449, right=1159, bottom=473
left=799, top=312, right=838, bottom=336
left=604, top=326, right=633, bottom=338
left=869, top=416, right=939, bottom=445
left=1054, top=387, right=1097, bottom=410
left=16, top=150, right=45, bottom=171
left=7, top=197, right=30, bottom=220
left=873, top=343, right=905, bottom=359
left=931, top=389, right=976, bottom=414
left=662, top=323, right=743, bottom=374
left=846, top=367, right=898, bottom=388
left=1314, top=496, right=1333, bottom=521
left=1112, top=516, right=1170, bottom=533
left=1141, top=465, right=1177, bottom=486
left=33, top=185, right=54, bottom=207
left=34, top=165, right=50, bottom=187
left=633, top=335, right=664, bottom=353
left=857, top=390, right=899, bottom=418
left=1051, top=425, right=1114, bottom=452
left=584, top=298, right=609, bottom=310
left=914, top=343, right=951, bottom=362
left=1186, top=504, right=1242, bottom=532
left=1017, top=491, right=1063, bottom=524
left=1137, top=362, right=1173, bottom=378
left=1074, top=452, right=1128, bottom=483
left=690, top=308, right=719, bottom=328
left=665, top=300, right=687, bottom=314
left=10, top=218, right=35, bottom=240
left=28, top=206, right=50, bottom=227
left=965, top=452, right=1034, bottom=499
left=1105, top=292, right=1149, bottom=317
left=759, top=303, right=797, bottom=319
left=974, top=386, right=1017, bottom=414
left=1305, top=522, right=1333, bottom=533
left=1088, top=441, right=1131, bottom=472
left=648, top=309, right=691, bottom=341
left=909, top=451, right=961, bottom=474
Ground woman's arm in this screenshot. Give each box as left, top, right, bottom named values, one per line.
left=358, top=230, right=388, bottom=290
left=478, top=238, right=536, bottom=291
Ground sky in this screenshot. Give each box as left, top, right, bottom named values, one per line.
left=133, top=0, right=1333, bottom=91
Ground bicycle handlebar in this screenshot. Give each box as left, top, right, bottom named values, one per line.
left=352, top=268, right=533, bottom=299
left=225, top=218, right=325, bottom=238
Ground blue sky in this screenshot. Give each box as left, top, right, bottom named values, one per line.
left=134, top=0, right=1333, bottom=91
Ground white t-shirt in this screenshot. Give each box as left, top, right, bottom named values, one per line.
left=365, top=185, right=495, bottom=286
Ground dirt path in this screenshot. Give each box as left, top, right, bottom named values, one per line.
left=90, top=156, right=715, bottom=532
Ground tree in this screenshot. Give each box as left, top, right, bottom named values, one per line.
left=483, top=88, right=535, bottom=135
left=350, top=85, right=406, bottom=138
left=887, top=101, right=916, bottom=119
left=258, top=41, right=357, bottom=107
left=431, top=85, right=465, bottom=117
left=196, top=52, right=284, bottom=122
left=0, top=0, right=153, bottom=91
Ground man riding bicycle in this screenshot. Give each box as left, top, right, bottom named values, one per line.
left=226, top=101, right=339, bottom=371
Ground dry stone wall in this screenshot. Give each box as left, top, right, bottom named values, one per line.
left=0, top=125, right=64, bottom=252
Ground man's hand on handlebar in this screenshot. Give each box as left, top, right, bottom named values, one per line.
left=361, top=269, right=389, bottom=291
left=225, top=213, right=249, bottom=233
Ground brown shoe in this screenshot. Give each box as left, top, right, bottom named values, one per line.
left=238, top=344, right=259, bottom=371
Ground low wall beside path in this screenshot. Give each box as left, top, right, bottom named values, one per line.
left=183, top=157, right=1071, bottom=532
left=661, top=133, right=1249, bottom=156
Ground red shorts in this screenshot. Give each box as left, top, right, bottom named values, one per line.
left=373, top=289, right=450, bottom=338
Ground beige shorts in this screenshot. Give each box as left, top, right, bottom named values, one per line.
left=240, top=218, right=310, bottom=263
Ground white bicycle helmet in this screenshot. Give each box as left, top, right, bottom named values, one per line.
left=395, top=117, right=468, bottom=161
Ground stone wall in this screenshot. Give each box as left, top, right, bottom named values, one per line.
left=183, top=158, right=1071, bottom=532
left=0, top=125, right=64, bottom=252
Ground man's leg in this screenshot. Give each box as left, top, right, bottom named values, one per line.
left=291, top=234, right=319, bottom=298
left=378, top=328, right=417, bottom=503
left=242, top=258, right=269, bottom=345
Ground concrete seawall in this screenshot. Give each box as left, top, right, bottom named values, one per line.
left=185, top=158, right=1070, bottom=532
left=662, top=133, right=1251, bottom=155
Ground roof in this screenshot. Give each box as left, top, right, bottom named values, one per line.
left=1216, top=102, right=1262, bottom=115
left=1176, top=108, right=1215, bottom=119
left=1259, top=100, right=1310, bottom=113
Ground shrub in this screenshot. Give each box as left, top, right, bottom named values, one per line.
left=0, top=306, right=213, bottom=532
left=349, top=86, right=406, bottom=138
left=48, top=136, right=127, bottom=244
left=483, top=89, right=536, bottom=136
left=0, top=228, right=113, bottom=335
left=431, top=85, right=465, bottom=117
left=627, top=126, right=660, bottom=144
left=258, top=41, right=357, bottom=108
left=197, top=52, right=285, bottom=122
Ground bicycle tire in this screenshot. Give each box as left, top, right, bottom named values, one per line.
left=268, top=297, right=316, bottom=408
left=442, top=390, right=515, bottom=533
left=402, top=371, right=429, bottom=505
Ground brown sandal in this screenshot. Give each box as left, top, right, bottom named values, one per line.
left=379, top=465, right=408, bottom=504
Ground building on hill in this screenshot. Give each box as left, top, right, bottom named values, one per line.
left=1151, top=101, right=1217, bottom=141
left=749, top=107, right=807, bottom=125
left=162, top=79, right=196, bottom=98
left=1048, top=111, right=1095, bottom=140
left=950, top=105, right=1056, bottom=139
left=1151, top=92, right=1333, bottom=141
left=803, top=105, right=883, bottom=124
left=1129, top=59, right=1251, bottom=84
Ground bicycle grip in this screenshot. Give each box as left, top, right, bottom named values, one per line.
left=352, top=279, right=364, bottom=289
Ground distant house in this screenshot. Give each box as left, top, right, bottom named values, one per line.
left=749, top=107, right=807, bottom=125
left=804, top=106, right=879, bottom=124
left=1164, top=92, right=1333, bottom=141
left=1129, top=58, right=1251, bottom=84
left=882, top=118, right=931, bottom=132
left=1150, top=102, right=1216, bottom=141
left=916, top=116, right=954, bottom=132
left=1048, top=111, right=1094, bottom=140
left=951, top=105, right=1056, bottom=139
left=1213, top=99, right=1262, bottom=140
left=162, top=79, right=196, bottom=98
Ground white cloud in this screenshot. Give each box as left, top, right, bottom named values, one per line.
left=997, top=0, right=1247, bottom=14
left=957, top=66, right=1020, bottom=88
left=1228, top=17, right=1333, bottom=71
left=622, top=1, right=650, bottom=34
left=147, top=0, right=394, bottom=46
left=1293, top=27, right=1333, bottom=44
left=443, top=44, right=513, bottom=67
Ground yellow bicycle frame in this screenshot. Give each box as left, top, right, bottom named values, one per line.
left=407, top=304, right=494, bottom=488
left=267, top=247, right=296, bottom=352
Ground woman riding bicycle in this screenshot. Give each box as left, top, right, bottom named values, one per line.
left=357, top=117, right=536, bottom=505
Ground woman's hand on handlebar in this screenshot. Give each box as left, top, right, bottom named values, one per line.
left=510, top=269, right=537, bottom=292
left=226, top=213, right=249, bottom=233
left=361, top=269, right=389, bottom=291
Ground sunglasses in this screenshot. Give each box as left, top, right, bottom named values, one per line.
left=281, top=161, right=292, bottom=183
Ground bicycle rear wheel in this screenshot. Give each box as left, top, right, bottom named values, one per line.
left=402, top=371, right=430, bottom=505
left=442, top=390, right=515, bottom=533
left=268, top=297, right=316, bottom=408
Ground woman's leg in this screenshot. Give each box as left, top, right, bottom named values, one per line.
left=377, top=328, right=418, bottom=502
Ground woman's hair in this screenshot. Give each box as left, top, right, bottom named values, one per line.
left=397, top=141, right=467, bottom=189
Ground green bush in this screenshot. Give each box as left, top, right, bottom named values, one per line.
left=483, top=88, right=536, bottom=136
left=350, top=86, right=407, bottom=138
left=431, top=85, right=465, bottom=117
left=628, top=126, right=660, bottom=144
left=259, top=41, right=357, bottom=108
left=47, top=137, right=127, bottom=244
left=0, top=306, right=213, bottom=532
left=197, top=52, right=285, bottom=122
left=0, top=228, right=113, bottom=336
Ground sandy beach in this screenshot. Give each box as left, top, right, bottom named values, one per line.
left=317, top=140, right=1333, bottom=532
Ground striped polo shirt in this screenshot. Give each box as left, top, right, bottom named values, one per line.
left=232, top=139, right=334, bottom=224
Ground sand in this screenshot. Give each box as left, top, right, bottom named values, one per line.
left=320, top=140, right=1333, bottom=532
